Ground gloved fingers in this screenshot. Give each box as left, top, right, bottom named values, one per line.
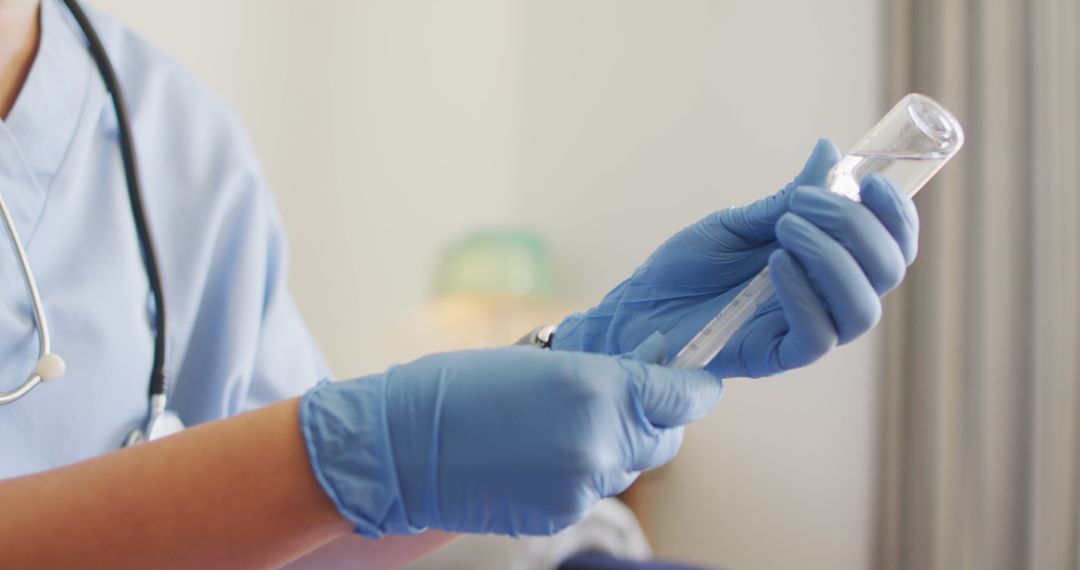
left=623, top=336, right=721, bottom=428
left=859, top=173, right=920, bottom=265
left=715, top=308, right=787, bottom=378
left=769, top=250, right=838, bottom=370
left=623, top=330, right=669, bottom=365
left=709, top=139, right=843, bottom=246
left=631, top=364, right=720, bottom=428
left=776, top=213, right=882, bottom=343
left=789, top=185, right=908, bottom=295
left=792, top=139, right=843, bottom=188
left=629, top=427, right=684, bottom=471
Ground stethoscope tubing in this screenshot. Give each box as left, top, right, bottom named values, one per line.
left=0, top=191, right=52, bottom=404
left=61, top=0, right=169, bottom=401
left=0, top=0, right=170, bottom=439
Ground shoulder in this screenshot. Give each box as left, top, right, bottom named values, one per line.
left=75, top=3, right=293, bottom=351
left=49, top=3, right=325, bottom=419
left=74, top=2, right=283, bottom=275
left=81, top=3, right=265, bottom=205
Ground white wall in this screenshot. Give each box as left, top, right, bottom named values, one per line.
left=88, top=1, right=882, bottom=568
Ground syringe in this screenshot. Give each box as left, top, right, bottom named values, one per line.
left=670, top=93, right=965, bottom=370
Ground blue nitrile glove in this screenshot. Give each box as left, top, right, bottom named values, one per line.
left=301, top=332, right=719, bottom=538
left=554, top=139, right=919, bottom=378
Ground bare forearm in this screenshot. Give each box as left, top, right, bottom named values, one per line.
left=0, top=398, right=435, bottom=568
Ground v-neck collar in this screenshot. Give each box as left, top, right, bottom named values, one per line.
left=3, top=0, right=97, bottom=192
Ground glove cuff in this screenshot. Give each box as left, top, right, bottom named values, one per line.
left=300, top=377, right=426, bottom=538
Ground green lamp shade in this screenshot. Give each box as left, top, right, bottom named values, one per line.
left=435, top=231, right=554, bottom=298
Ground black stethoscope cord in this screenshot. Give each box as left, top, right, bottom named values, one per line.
left=61, top=0, right=168, bottom=403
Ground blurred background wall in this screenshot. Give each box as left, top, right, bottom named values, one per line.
left=93, top=1, right=884, bottom=568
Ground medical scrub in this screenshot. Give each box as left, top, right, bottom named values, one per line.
left=0, top=0, right=328, bottom=477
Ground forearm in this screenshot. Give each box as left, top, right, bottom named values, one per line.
left=0, top=397, right=437, bottom=568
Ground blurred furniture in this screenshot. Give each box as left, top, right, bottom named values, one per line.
left=430, top=230, right=561, bottom=348
left=403, top=498, right=653, bottom=570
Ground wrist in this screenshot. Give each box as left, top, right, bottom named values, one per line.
left=551, top=311, right=615, bottom=353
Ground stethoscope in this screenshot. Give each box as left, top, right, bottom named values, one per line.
left=0, top=0, right=184, bottom=446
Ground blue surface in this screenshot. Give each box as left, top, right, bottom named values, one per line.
left=559, top=551, right=713, bottom=570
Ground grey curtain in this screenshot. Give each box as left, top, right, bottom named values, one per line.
left=877, top=1, right=1080, bottom=569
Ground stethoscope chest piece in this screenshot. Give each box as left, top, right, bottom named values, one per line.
left=124, top=394, right=185, bottom=446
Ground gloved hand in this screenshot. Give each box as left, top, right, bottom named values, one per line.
left=301, top=332, right=719, bottom=538
left=554, top=139, right=919, bottom=378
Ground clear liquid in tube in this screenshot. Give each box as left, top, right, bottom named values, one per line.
left=827, top=150, right=951, bottom=200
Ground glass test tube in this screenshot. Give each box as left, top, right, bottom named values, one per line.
left=670, top=93, right=965, bottom=370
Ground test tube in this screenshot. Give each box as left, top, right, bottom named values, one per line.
left=670, top=93, right=964, bottom=370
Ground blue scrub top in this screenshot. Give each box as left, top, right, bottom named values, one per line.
left=0, top=0, right=330, bottom=477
